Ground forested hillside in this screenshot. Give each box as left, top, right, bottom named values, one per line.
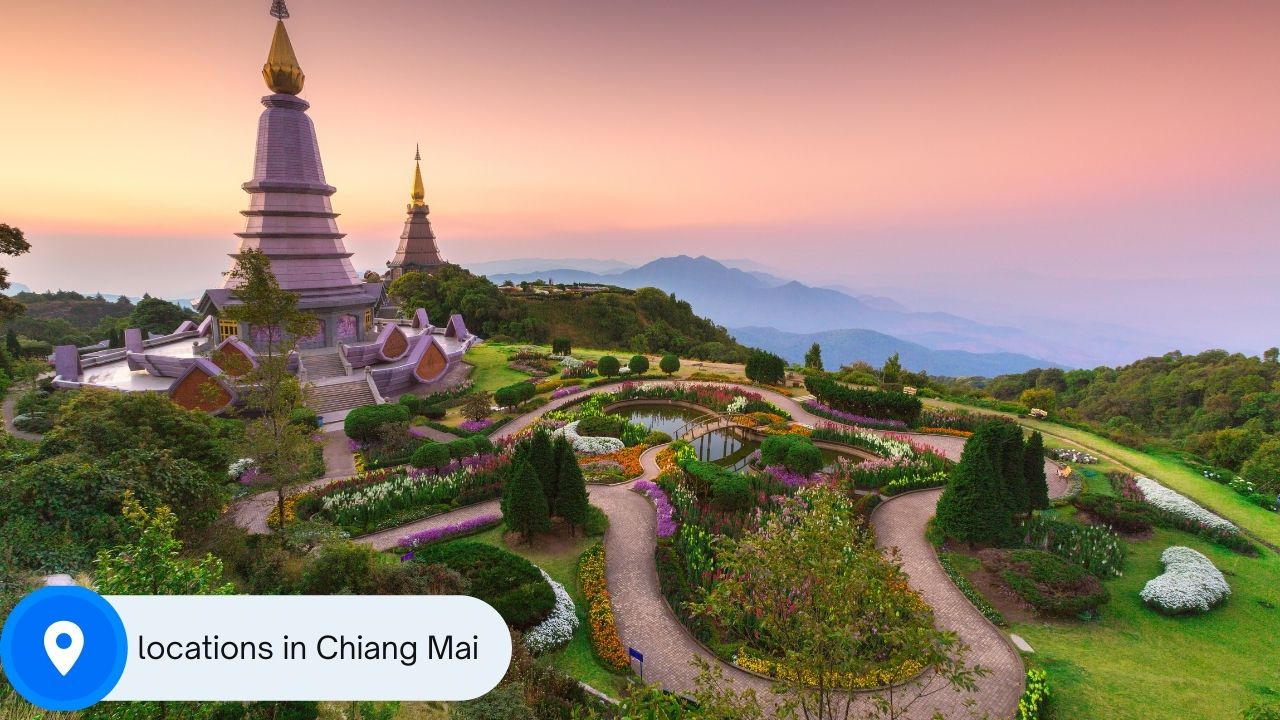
left=389, top=265, right=752, bottom=362
left=972, top=349, right=1280, bottom=475
left=4, top=291, right=195, bottom=352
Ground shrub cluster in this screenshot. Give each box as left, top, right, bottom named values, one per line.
left=1017, top=668, right=1051, bottom=720
left=804, top=376, right=922, bottom=424
left=760, top=434, right=823, bottom=476
left=1139, top=545, right=1230, bottom=615
left=493, top=381, right=536, bottom=409
left=936, top=422, right=1050, bottom=545
left=1072, top=493, right=1154, bottom=532
left=1021, top=515, right=1125, bottom=577
left=979, top=548, right=1110, bottom=616
left=344, top=403, right=411, bottom=442
left=413, top=541, right=554, bottom=629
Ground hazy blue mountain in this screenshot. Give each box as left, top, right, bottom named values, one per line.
left=730, top=325, right=1061, bottom=377
left=2, top=282, right=29, bottom=296
left=484, top=255, right=1062, bottom=367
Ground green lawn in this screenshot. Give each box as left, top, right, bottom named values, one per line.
left=463, top=343, right=536, bottom=394
left=1011, top=528, right=1280, bottom=719
left=464, top=524, right=630, bottom=697
left=924, top=398, right=1280, bottom=546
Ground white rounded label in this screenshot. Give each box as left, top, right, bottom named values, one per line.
left=102, top=595, right=511, bottom=701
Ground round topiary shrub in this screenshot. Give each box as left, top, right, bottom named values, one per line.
left=469, top=434, right=494, bottom=455
left=422, top=404, right=446, bottom=420
left=761, top=434, right=804, bottom=467
left=410, top=442, right=452, bottom=469
left=413, top=541, right=555, bottom=630
left=344, top=403, right=411, bottom=442
left=711, top=474, right=753, bottom=512
left=289, top=407, right=321, bottom=428
left=628, top=355, right=650, bottom=375
left=659, top=353, right=680, bottom=376
left=597, top=355, right=620, bottom=377
left=447, top=437, right=477, bottom=459
left=784, top=441, right=824, bottom=476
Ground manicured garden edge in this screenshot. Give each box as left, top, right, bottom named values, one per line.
left=578, top=544, right=630, bottom=673
left=938, top=552, right=1008, bottom=627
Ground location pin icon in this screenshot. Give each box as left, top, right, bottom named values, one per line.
left=43, top=621, right=84, bottom=676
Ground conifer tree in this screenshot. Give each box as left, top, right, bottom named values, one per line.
left=505, top=456, right=550, bottom=543
left=997, top=423, right=1028, bottom=516
left=804, top=342, right=823, bottom=371
left=501, top=439, right=531, bottom=517
left=555, top=439, right=589, bottom=535
left=1024, top=431, right=1050, bottom=511
left=936, top=422, right=1016, bottom=545
left=529, top=428, right=558, bottom=512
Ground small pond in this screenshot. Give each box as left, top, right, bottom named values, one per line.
left=617, top=403, right=861, bottom=473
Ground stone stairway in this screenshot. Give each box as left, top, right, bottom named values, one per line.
left=307, top=379, right=376, bottom=415
left=302, top=351, right=346, bottom=380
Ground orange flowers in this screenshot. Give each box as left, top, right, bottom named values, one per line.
left=735, top=648, right=923, bottom=689
left=917, top=427, right=974, bottom=438
left=579, top=444, right=648, bottom=479
left=579, top=544, right=629, bottom=672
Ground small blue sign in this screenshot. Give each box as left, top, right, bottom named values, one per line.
left=628, top=647, right=644, bottom=663
left=0, top=586, right=128, bottom=711
left=400, top=551, right=415, bottom=563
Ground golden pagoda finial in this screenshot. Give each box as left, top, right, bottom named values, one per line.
left=262, top=1, right=304, bottom=95
left=410, top=145, right=426, bottom=207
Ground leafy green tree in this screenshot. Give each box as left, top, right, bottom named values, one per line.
left=94, top=492, right=234, bottom=595
left=695, top=486, right=982, bottom=719
left=504, top=457, right=550, bottom=542
left=222, top=249, right=319, bottom=544
left=1242, top=439, right=1280, bottom=496
left=628, top=354, right=650, bottom=375
left=598, top=355, right=621, bottom=377
left=5, top=328, right=19, bottom=356
left=1024, top=431, right=1050, bottom=511
left=744, top=349, right=786, bottom=385
left=660, top=353, right=680, bottom=376
left=1019, top=387, right=1057, bottom=412
left=554, top=438, right=589, bottom=535
left=552, top=337, right=571, bottom=355
left=0, top=223, right=31, bottom=320
left=127, top=294, right=195, bottom=336
left=881, top=352, right=903, bottom=384
left=804, top=342, right=824, bottom=371
left=388, top=264, right=544, bottom=340
left=461, top=390, right=493, bottom=421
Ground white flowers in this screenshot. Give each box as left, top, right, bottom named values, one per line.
left=1135, top=477, right=1238, bottom=534
left=554, top=421, right=625, bottom=456
left=523, top=569, right=579, bottom=654
left=227, top=458, right=255, bottom=480
left=1140, top=546, right=1230, bottom=614
left=726, top=396, right=749, bottom=414
left=559, top=356, right=584, bottom=369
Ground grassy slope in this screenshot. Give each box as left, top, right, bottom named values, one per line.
left=924, top=397, right=1280, bottom=546
left=1012, top=527, right=1280, bottom=720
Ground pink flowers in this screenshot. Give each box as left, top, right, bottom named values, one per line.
left=551, top=385, right=585, bottom=399
left=459, top=418, right=494, bottom=433
left=634, top=480, right=677, bottom=538
left=764, top=465, right=820, bottom=488
left=803, top=400, right=907, bottom=429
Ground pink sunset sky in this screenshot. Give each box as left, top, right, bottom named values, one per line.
left=1, top=1, right=1277, bottom=356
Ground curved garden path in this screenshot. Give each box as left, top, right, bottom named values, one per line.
left=2, top=391, right=43, bottom=442
left=236, top=379, right=1067, bottom=717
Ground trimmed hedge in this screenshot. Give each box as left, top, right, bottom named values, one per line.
left=804, top=376, right=922, bottom=424
left=413, top=541, right=554, bottom=630
left=493, top=382, right=536, bottom=409
left=344, top=403, right=411, bottom=442
left=410, top=442, right=452, bottom=469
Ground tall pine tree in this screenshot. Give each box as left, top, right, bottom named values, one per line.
left=505, top=456, right=550, bottom=543
left=935, top=422, right=1017, bottom=545
left=997, top=423, right=1029, bottom=517
left=555, top=438, right=589, bottom=535
left=1023, top=431, right=1050, bottom=511
left=529, top=428, right=558, bottom=512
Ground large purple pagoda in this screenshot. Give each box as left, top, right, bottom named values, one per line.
left=197, top=0, right=381, bottom=350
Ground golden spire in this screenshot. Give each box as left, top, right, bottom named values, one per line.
left=262, top=1, right=304, bottom=95
left=410, top=144, right=426, bottom=207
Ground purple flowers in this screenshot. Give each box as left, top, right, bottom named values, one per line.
left=551, top=385, right=586, bottom=399
left=398, top=513, right=502, bottom=548
left=634, top=480, right=677, bottom=538
left=459, top=419, right=494, bottom=433
left=764, top=465, right=819, bottom=488
left=803, top=401, right=907, bottom=429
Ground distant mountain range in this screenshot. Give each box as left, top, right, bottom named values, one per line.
left=729, top=326, right=1060, bottom=377
left=481, top=255, right=1064, bottom=375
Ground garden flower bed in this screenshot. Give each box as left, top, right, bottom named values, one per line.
left=607, top=382, right=791, bottom=418
left=1021, top=516, right=1124, bottom=577
left=802, top=399, right=908, bottom=430
left=633, top=480, right=677, bottom=537
left=578, top=444, right=648, bottom=480
left=554, top=420, right=625, bottom=456
left=1140, top=546, right=1230, bottom=615
left=938, top=553, right=1007, bottom=626
left=1135, top=477, right=1238, bottom=535
left=578, top=544, right=629, bottom=671
left=734, top=647, right=924, bottom=690
left=396, top=513, right=503, bottom=549
left=979, top=548, right=1110, bottom=617
left=524, top=569, right=580, bottom=655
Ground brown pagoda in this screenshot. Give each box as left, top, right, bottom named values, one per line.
left=385, top=146, right=446, bottom=280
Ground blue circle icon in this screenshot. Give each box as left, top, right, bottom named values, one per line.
left=1, top=586, right=127, bottom=711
